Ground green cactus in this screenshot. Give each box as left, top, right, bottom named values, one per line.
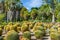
left=17, top=27, right=21, bottom=33
left=4, top=30, right=19, bottom=40
left=21, top=24, right=29, bottom=32
left=34, top=30, right=43, bottom=39
left=23, top=31, right=31, bottom=39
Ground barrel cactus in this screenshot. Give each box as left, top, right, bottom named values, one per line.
left=34, top=30, right=43, bottom=39
left=58, top=27, right=60, bottom=40
left=21, top=24, right=29, bottom=32
left=17, top=27, right=21, bottom=33
left=4, top=30, right=19, bottom=40
left=50, top=28, right=58, bottom=40
left=23, top=31, right=31, bottom=39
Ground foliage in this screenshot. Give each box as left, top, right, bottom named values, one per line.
left=0, top=13, right=5, bottom=21
left=30, top=9, right=38, bottom=20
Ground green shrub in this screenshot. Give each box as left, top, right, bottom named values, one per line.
left=4, top=30, right=19, bottom=40
left=0, top=13, right=5, bottom=21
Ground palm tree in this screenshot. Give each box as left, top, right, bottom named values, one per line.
left=5, top=0, right=23, bottom=22
left=38, top=4, right=52, bottom=22
left=20, top=7, right=27, bottom=21
left=55, top=3, right=60, bottom=22
left=30, top=9, right=38, bottom=20
left=24, top=10, right=30, bottom=20
left=43, top=0, right=58, bottom=22
left=15, top=1, right=23, bottom=21
left=0, top=0, right=4, bottom=13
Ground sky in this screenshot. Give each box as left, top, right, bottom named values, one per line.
left=21, top=0, right=43, bottom=10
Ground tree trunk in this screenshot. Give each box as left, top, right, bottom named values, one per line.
left=52, top=13, right=55, bottom=23
left=42, top=15, right=43, bottom=22
left=16, top=10, right=20, bottom=21
left=12, top=10, right=16, bottom=22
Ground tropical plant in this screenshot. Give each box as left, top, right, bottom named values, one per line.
left=30, top=9, right=38, bottom=20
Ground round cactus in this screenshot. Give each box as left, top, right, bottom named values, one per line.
left=50, top=28, right=58, bottom=40
left=34, top=30, right=43, bottom=39
left=33, top=26, right=44, bottom=32
left=58, top=27, right=60, bottom=40
left=21, top=24, right=29, bottom=32
left=17, top=27, right=21, bottom=33
left=23, top=31, right=31, bottom=39
left=50, top=33, right=58, bottom=40
left=4, top=30, right=19, bottom=40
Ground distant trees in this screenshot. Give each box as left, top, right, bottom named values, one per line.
left=4, top=0, right=23, bottom=22
left=1, top=0, right=60, bottom=22
left=19, top=0, right=60, bottom=22
left=38, top=4, right=52, bottom=22
left=43, top=0, right=59, bottom=22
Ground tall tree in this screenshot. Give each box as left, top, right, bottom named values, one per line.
left=38, top=4, right=52, bottom=22
left=0, top=0, right=4, bottom=13
left=30, top=8, right=38, bottom=20
left=5, top=0, right=23, bottom=22
left=24, top=10, right=30, bottom=20
left=20, top=7, right=27, bottom=21
left=43, top=0, right=58, bottom=22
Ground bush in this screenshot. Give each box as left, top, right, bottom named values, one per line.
left=4, top=30, right=19, bottom=40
